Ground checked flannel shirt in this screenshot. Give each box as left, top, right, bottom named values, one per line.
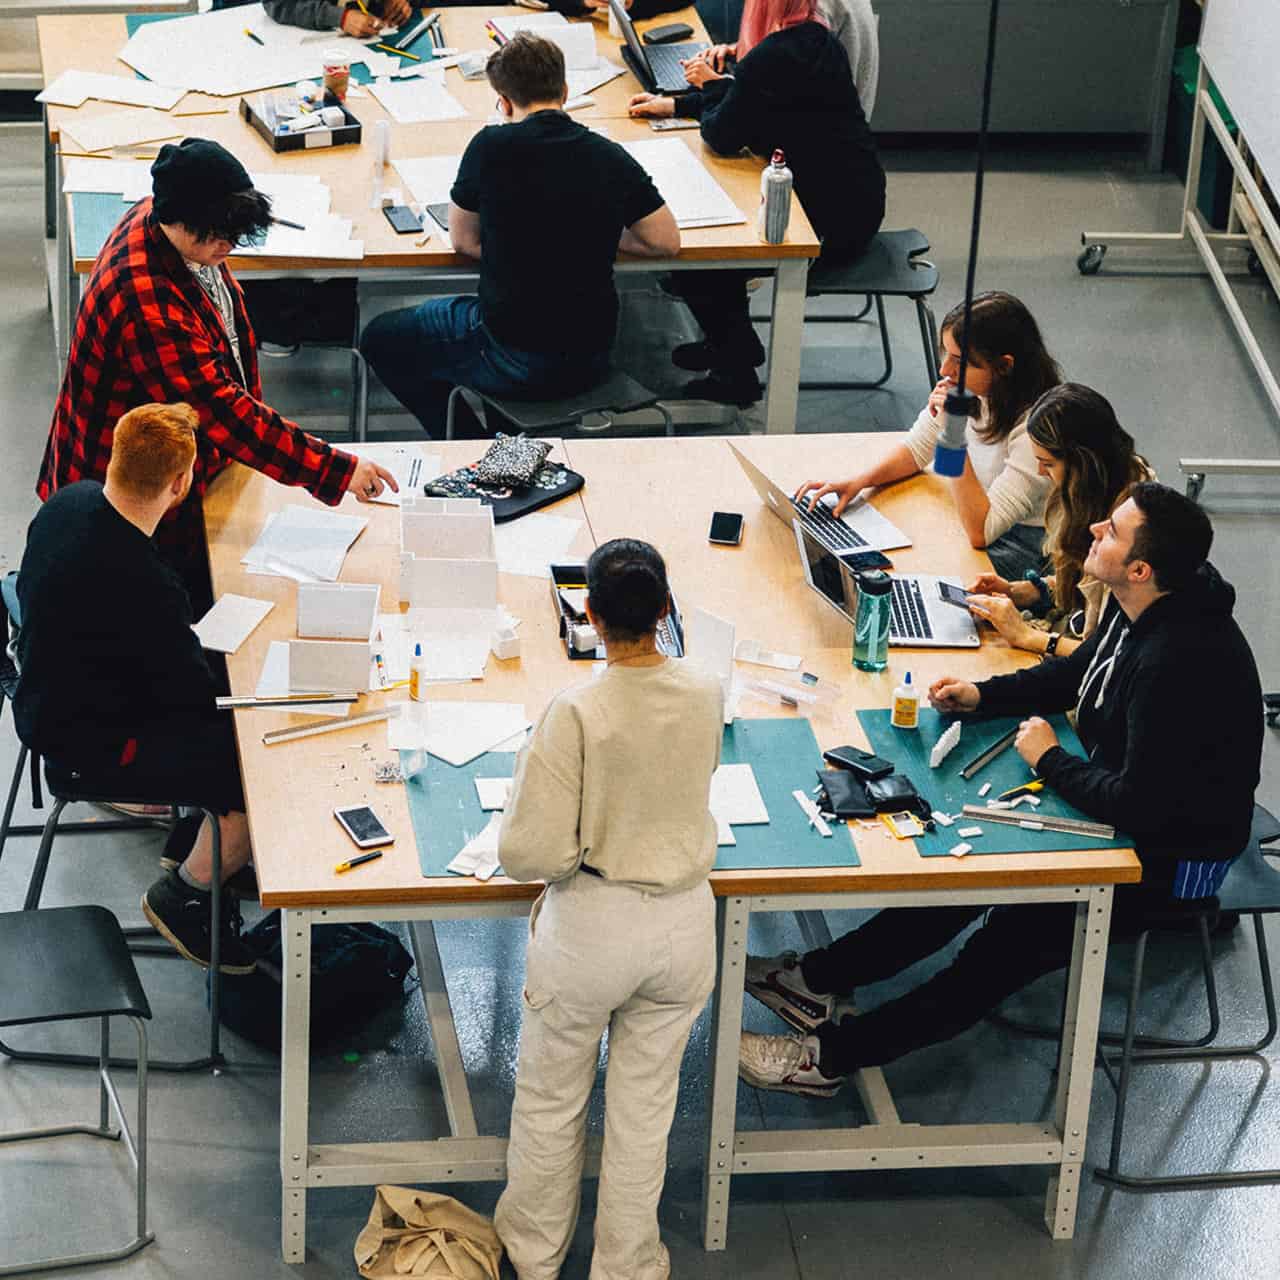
left=38, top=199, right=357, bottom=545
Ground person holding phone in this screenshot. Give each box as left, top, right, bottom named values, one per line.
left=965, top=383, right=1154, bottom=657
left=794, top=292, right=1061, bottom=580
left=494, top=538, right=723, bottom=1280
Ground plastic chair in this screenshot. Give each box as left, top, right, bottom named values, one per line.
left=444, top=369, right=674, bottom=440
left=0, top=905, right=153, bottom=1276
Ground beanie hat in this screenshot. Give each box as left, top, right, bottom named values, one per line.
left=150, top=138, right=252, bottom=223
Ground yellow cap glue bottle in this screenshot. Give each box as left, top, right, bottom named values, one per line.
left=409, top=642, right=427, bottom=702
left=891, top=670, right=920, bottom=729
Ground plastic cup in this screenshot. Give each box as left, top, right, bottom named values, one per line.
left=322, top=50, right=352, bottom=103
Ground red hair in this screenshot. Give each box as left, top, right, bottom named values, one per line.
left=738, top=0, right=823, bottom=58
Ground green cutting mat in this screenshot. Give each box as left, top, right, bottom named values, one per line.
left=400, top=716, right=859, bottom=879
left=857, top=708, right=1132, bottom=857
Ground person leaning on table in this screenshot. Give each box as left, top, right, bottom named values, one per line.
left=38, top=138, right=395, bottom=608
left=263, top=0, right=413, bottom=38
left=494, top=538, right=723, bottom=1280
left=16, top=404, right=257, bottom=977
left=737, top=483, right=1263, bottom=1098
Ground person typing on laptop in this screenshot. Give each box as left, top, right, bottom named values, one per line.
left=628, top=0, right=885, bottom=407
left=737, top=483, right=1263, bottom=1097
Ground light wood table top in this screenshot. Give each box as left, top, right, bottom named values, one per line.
left=40, top=5, right=821, bottom=270
left=205, top=435, right=1140, bottom=909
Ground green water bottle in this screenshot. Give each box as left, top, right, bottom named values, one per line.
left=853, top=570, right=892, bottom=672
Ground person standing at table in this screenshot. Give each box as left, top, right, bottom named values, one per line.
left=629, top=0, right=885, bottom=407
left=361, top=34, right=680, bottom=438
left=737, top=483, right=1263, bottom=1097
left=794, top=292, right=1061, bottom=580
left=38, top=138, right=394, bottom=604
left=495, top=539, right=723, bottom=1280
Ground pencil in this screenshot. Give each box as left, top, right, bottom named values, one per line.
left=272, top=217, right=306, bottom=230
left=173, top=109, right=232, bottom=118
left=244, top=28, right=265, bottom=46
left=376, top=42, right=420, bottom=60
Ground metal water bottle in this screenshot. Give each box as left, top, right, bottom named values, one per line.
left=853, top=570, right=892, bottom=672
left=757, top=149, right=793, bottom=244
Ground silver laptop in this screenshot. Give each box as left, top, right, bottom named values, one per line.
left=728, top=440, right=911, bottom=554
left=608, top=0, right=708, bottom=94
left=793, top=521, right=980, bottom=648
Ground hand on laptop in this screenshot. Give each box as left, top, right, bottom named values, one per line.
left=629, top=93, right=675, bottom=119
left=794, top=476, right=867, bottom=518
left=929, top=677, right=980, bottom=714
left=681, top=58, right=724, bottom=88
left=697, top=43, right=738, bottom=72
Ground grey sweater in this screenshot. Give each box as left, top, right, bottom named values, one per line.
left=263, top=0, right=344, bottom=32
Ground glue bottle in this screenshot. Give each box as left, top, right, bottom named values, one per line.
left=409, top=642, right=427, bottom=702
left=891, top=671, right=920, bottom=729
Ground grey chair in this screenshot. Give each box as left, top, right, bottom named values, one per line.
left=0, top=905, right=153, bottom=1276
left=445, top=369, right=673, bottom=440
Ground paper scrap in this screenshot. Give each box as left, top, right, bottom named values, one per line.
left=254, top=640, right=351, bottom=717
left=39, top=70, right=185, bottom=111
left=388, top=700, right=531, bottom=766
left=60, top=108, right=183, bottom=155
left=950, top=842, right=973, bottom=858
left=715, top=816, right=737, bottom=847
left=447, top=812, right=503, bottom=878
left=734, top=639, right=802, bottom=671
left=978, top=782, right=992, bottom=797
left=192, top=594, right=274, bottom=654
left=931, top=811, right=955, bottom=827
left=957, top=826, right=984, bottom=838
left=242, top=506, right=367, bottom=582
left=710, top=763, right=769, bottom=826
left=475, top=777, right=513, bottom=811
left=492, top=513, right=582, bottom=579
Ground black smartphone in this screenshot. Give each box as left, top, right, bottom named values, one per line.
left=822, top=745, right=894, bottom=781
left=938, top=581, right=971, bottom=609
left=644, top=22, right=695, bottom=43
left=838, top=549, right=892, bottom=571
left=382, top=204, right=423, bottom=235
left=708, top=511, right=744, bottom=546
left=425, top=202, right=451, bottom=233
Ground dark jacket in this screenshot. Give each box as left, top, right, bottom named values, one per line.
left=976, top=564, right=1262, bottom=880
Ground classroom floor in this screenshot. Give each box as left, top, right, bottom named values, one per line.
left=1, top=127, right=1279, bottom=1279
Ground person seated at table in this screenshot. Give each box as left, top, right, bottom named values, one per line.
left=794, top=291, right=1061, bottom=580
left=360, top=34, right=679, bottom=439
left=628, top=0, right=885, bottom=407
left=39, top=137, right=395, bottom=607
left=16, top=403, right=258, bottom=976
left=737, top=482, right=1263, bottom=1097
left=263, top=0, right=412, bottom=37
left=494, top=538, right=722, bottom=1280
left=966, top=383, right=1155, bottom=658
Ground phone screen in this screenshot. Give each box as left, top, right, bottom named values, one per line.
left=709, top=511, right=744, bottom=544
left=425, top=202, right=451, bottom=233
left=336, top=806, right=393, bottom=846
left=938, top=581, right=971, bottom=609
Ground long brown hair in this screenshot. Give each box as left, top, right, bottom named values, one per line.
left=1027, top=384, right=1151, bottom=614
left=942, top=292, right=1061, bottom=444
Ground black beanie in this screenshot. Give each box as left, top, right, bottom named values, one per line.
left=150, top=138, right=252, bottom=224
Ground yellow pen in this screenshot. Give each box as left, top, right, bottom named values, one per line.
left=335, top=850, right=384, bottom=874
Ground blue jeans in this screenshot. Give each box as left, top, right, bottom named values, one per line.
left=986, top=522, right=1046, bottom=581
left=361, top=296, right=609, bottom=438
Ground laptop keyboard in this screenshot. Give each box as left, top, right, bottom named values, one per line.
left=789, top=496, right=869, bottom=551
left=647, top=41, right=709, bottom=91
left=889, top=578, right=933, bottom=641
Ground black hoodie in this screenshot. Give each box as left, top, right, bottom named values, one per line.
left=975, top=563, right=1262, bottom=888
left=675, top=22, right=885, bottom=256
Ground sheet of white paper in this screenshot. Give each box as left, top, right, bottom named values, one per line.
left=38, top=70, right=185, bottom=111
left=447, top=812, right=504, bottom=877
left=346, top=443, right=441, bottom=505
left=368, top=74, right=467, bottom=124
left=62, top=157, right=154, bottom=196
left=492, top=727, right=529, bottom=753
left=475, top=777, right=513, bottom=810
left=255, top=641, right=352, bottom=716
left=288, top=639, right=371, bottom=694
left=716, top=816, right=737, bottom=846
left=492, top=513, right=582, bottom=579
left=394, top=154, right=462, bottom=207
left=687, top=607, right=736, bottom=680
left=622, top=138, right=746, bottom=229
left=242, top=506, right=367, bottom=582
left=60, top=108, right=183, bottom=155
left=297, top=582, right=380, bottom=641
left=388, top=701, right=530, bottom=765
left=734, top=639, right=803, bottom=671
left=710, top=763, right=770, bottom=826
left=192, top=594, right=274, bottom=654
left=567, top=56, right=624, bottom=98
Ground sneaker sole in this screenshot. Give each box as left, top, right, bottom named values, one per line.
left=141, top=895, right=256, bottom=976
left=745, top=975, right=832, bottom=1034
left=738, top=1060, right=842, bottom=1098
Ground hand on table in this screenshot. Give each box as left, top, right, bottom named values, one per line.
left=1015, top=717, right=1059, bottom=769
left=628, top=93, right=675, bottom=119
left=350, top=458, right=399, bottom=503
left=928, top=677, right=980, bottom=714
left=966, top=594, right=1036, bottom=649
left=341, top=9, right=383, bottom=38
left=793, top=476, right=865, bottom=518
left=698, top=42, right=737, bottom=72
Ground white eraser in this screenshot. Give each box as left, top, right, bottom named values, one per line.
left=1019, top=819, right=1045, bottom=830
left=978, top=782, right=992, bottom=797
left=949, top=842, right=972, bottom=858
left=988, top=799, right=1013, bottom=810
left=957, top=826, right=983, bottom=838
left=931, top=811, right=955, bottom=827
left=930, top=720, right=962, bottom=768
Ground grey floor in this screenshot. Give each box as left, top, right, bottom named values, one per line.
left=1, top=128, right=1279, bottom=1279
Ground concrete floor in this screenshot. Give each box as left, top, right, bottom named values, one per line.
left=1, top=126, right=1279, bottom=1279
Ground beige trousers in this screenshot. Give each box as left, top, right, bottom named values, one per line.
left=495, top=872, right=716, bottom=1280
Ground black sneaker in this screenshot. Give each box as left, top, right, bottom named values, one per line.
left=142, top=871, right=256, bottom=975
left=224, top=864, right=259, bottom=902
left=682, top=370, right=763, bottom=408
left=673, top=341, right=714, bottom=371
left=673, top=335, right=767, bottom=373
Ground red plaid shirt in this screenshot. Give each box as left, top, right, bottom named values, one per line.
left=38, top=200, right=357, bottom=538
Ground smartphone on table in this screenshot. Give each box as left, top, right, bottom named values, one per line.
left=822, top=745, right=894, bottom=781
left=708, top=511, right=744, bottom=546
left=333, top=805, right=395, bottom=849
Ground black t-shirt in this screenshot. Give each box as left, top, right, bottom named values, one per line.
left=451, top=110, right=665, bottom=355
left=14, top=482, right=218, bottom=767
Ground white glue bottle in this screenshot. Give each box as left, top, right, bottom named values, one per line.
left=409, top=642, right=427, bottom=702
left=891, top=670, right=920, bottom=729
left=757, top=149, right=793, bottom=244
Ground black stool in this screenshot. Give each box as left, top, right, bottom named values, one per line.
left=445, top=369, right=673, bottom=440
left=0, top=905, right=153, bottom=1275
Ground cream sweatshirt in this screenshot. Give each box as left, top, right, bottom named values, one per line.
left=820, top=0, right=879, bottom=119
left=903, top=404, right=1050, bottom=543
left=498, top=658, right=724, bottom=893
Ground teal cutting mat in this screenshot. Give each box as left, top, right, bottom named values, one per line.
left=400, top=716, right=859, bottom=879
left=70, top=192, right=131, bottom=262
left=857, top=708, right=1132, bottom=857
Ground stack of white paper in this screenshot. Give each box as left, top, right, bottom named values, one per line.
left=60, top=108, right=183, bottom=155
left=192, top=594, right=274, bottom=654
left=369, top=73, right=467, bottom=124
left=62, top=158, right=156, bottom=202
left=389, top=701, right=531, bottom=766
left=567, top=57, right=625, bottom=99
left=38, top=70, right=185, bottom=111
left=492, top=513, right=581, bottom=579
left=345, top=443, right=442, bottom=506
left=236, top=173, right=364, bottom=262
left=255, top=640, right=352, bottom=716
left=242, top=506, right=368, bottom=582
left=622, top=139, right=746, bottom=229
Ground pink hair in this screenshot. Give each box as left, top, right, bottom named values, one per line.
left=737, top=0, right=824, bottom=59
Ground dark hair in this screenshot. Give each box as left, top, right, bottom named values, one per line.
left=163, top=188, right=274, bottom=247
left=486, top=32, right=566, bottom=108
left=941, top=291, right=1061, bottom=443
left=1027, top=384, right=1151, bottom=614
left=586, top=538, right=669, bottom=642
left=1126, top=481, right=1213, bottom=593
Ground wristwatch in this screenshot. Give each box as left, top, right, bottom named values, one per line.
left=1023, top=568, right=1052, bottom=611
left=1044, top=632, right=1061, bottom=656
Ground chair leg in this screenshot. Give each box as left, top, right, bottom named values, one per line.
left=23, top=798, right=68, bottom=911
left=657, top=403, right=674, bottom=437
left=797, top=293, right=894, bottom=391
left=30, top=747, right=42, bottom=809
left=1099, top=929, right=1150, bottom=1181
left=0, top=741, right=28, bottom=867
left=206, top=809, right=223, bottom=1068
left=445, top=386, right=462, bottom=441
left=130, top=1015, right=150, bottom=1245
left=917, top=298, right=941, bottom=386
left=350, top=348, right=370, bottom=443
left=849, top=293, right=873, bottom=322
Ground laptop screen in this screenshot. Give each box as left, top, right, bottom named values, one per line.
left=793, top=521, right=858, bottom=625
left=608, top=0, right=656, bottom=81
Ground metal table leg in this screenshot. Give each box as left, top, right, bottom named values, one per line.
left=762, top=258, right=808, bottom=435
left=280, top=908, right=313, bottom=1264
left=409, top=921, right=478, bottom=1138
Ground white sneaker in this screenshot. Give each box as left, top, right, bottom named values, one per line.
left=738, top=1031, right=843, bottom=1098
left=744, top=951, right=834, bottom=1032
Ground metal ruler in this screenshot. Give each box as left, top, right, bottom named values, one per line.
left=961, top=804, right=1116, bottom=841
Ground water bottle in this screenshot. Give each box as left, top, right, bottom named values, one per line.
left=853, top=570, right=892, bottom=672
left=757, top=149, right=793, bottom=244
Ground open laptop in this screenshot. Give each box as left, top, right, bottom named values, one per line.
left=728, top=440, right=911, bottom=554
left=608, top=0, right=708, bottom=94
left=793, top=521, right=980, bottom=648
